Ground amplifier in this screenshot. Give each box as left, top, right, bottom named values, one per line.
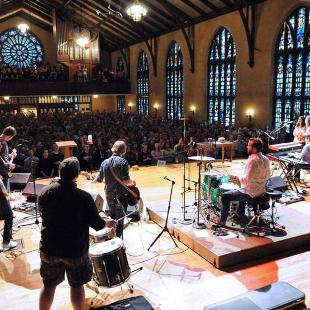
left=204, top=282, right=305, bottom=310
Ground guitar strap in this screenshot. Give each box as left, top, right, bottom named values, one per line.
left=107, top=157, right=137, bottom=198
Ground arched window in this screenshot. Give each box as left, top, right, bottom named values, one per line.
left=274, top=7, right=310, bottom=128
left=207, top=28, right=236, bottom=125
left=166, top=41, right=184, bottom=119
left=117, top=95, right=126, bottom=113
left=137, top=50, right=150, bottom=114
left=0, top=28, right=44, bottom=68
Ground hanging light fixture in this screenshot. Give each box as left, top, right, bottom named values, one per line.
left=126, top=0, right=147, bottom=22
left=76, top=28, right=90, bottom=48
left=17, top=23, right=30, bottom=34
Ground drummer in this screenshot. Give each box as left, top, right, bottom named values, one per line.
left=219, top=138, right=270, bottom=226
left=38, top=157, right=117, bottom=310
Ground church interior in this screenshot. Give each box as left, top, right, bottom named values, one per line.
left=0, top=0, right=310, bottom=309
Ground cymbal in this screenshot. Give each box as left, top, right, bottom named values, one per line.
left=188, top=156, right=215, bottom=162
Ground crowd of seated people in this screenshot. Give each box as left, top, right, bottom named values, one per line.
left=93, top=66, right=128, bottom=83
left=0, top=63, right=68, bottom=83
left=0, top=112, right=292, bottom=176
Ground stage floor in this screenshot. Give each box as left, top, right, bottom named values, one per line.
left=1, top=162, right=310, bottom=310
left=139, top=162, right=310, bottom=269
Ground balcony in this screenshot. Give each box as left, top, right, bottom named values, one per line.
left=0, top=80, right=131, bottom=96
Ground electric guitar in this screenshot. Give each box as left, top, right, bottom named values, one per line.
left=7, top=148, right=17, bottom=178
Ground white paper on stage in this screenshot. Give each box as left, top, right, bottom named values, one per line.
left=219, top=231, right=238, bottom=240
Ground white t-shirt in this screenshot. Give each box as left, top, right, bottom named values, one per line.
left=239, top=152, right=271, bottom=197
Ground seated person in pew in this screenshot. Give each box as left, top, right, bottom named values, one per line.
left=219, top=138, right=271, bottom=226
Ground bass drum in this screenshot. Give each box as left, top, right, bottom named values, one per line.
left=89, top=238, right=130, bottom=287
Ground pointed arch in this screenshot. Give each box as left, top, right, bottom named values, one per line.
left=166, top=41, right=184, bottom=119
left=207, top=27, right=236, bottom=125
left=137, top=50, right=150, bottom=114
left=273, top=6, right=310, bottom=128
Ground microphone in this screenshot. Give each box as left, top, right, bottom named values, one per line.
left=163, top=176, right=175, bottom=183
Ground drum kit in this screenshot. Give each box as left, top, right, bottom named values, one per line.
left=187, top=155, right=240, bottom=227
left=88, top=227, right=142, bottom=291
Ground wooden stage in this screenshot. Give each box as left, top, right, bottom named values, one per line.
left=138, top=162, right=310, bottom=269
left=1, top=162, right=310, bottom=309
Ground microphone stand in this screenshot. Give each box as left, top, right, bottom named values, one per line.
left=148, top=178, right=177, bottom=251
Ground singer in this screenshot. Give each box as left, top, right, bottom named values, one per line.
left=293, top=116, right=306, bottom=143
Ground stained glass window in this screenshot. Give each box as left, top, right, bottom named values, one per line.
left=273, top=7, right=310, bottom=128
left=0, top=28, right=44, bottom=68
left=166, top=41, right=184, bottom=119
left=117, top=95, right=126, bottom=113
left=137, top=50, right=150, bottom=114
left=207, top=28, right=236, bottom=125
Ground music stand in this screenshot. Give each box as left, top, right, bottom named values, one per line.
left=148, top=178, right=177, bottom=251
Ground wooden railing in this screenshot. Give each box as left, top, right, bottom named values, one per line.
left=0, top=80, right=131, bottom=96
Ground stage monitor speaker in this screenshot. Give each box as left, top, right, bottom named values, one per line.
left=204, top=282, right=305, bottom=310
left=89, top=192, right=104, bottom=211
left=267, top=176, right=288, bottom=192
left=9, top=173, right=31, bottom=190
left=22, top=182, right=46, bottom=199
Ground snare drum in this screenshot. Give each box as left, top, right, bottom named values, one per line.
left=89, top=238, right=130, bottom=287
left=89, top=227, right=111, bottom=244
left=219, top=182, right=240, bottom=195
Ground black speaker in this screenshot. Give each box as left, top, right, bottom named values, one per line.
left=204, top=282, right=305, bottom=310
left=89, top=192, right=104, bottom=211
left=9, top=173, right=31, bottom=190
left=266, top=176, right=288, bottom=192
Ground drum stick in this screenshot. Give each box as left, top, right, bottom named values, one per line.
left=116, top=208, right=139, bottom=223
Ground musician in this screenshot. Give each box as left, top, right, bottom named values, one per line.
left=219, top=138, right=270, bottom=225
left=305, top=115, right=310, bottom=145
left=38, top=157, right=116, bottom=310
left=300, top=143, right=310, bottom=164
left=293, top=116, right=306, bottom=143
left=96, top=141, right=136, bottom=238
left=0, top=126, right=17, bottom=190
left=0, top=179, right=17, bottom=251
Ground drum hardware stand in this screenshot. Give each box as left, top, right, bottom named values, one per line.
left=193, top=158, right=206, bottom=229
left=148, top=177, right=178, bottom=250
left=179, top=150, right=193, bottom=225
left=185, top=178, right=198, bottom=205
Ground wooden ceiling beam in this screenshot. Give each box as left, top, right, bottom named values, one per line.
left=154, top=0, right=194, bottom=22
left=120, top=0, right=173, bottom=29
left=47, top=0, right=126, bottom=50
left=69, top=0, right=139, bottom=42
left=73, top=0, right=141, bottom=40
left=199, top=0, right=220, bottom=12
left=180, top=0, right=207, bottom=15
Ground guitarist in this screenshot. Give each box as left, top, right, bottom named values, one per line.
left=96, top=140, right=136, bottom=238
left=0, top=126, right=17, bottom=190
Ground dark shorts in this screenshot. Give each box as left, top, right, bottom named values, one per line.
left=40, top=252, right=93, bottom=287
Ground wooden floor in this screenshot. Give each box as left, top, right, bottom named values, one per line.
left=0, top=163, right=310, bottom=309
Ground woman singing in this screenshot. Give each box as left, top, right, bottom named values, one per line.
left=293, top=116, right=306, bottom=142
